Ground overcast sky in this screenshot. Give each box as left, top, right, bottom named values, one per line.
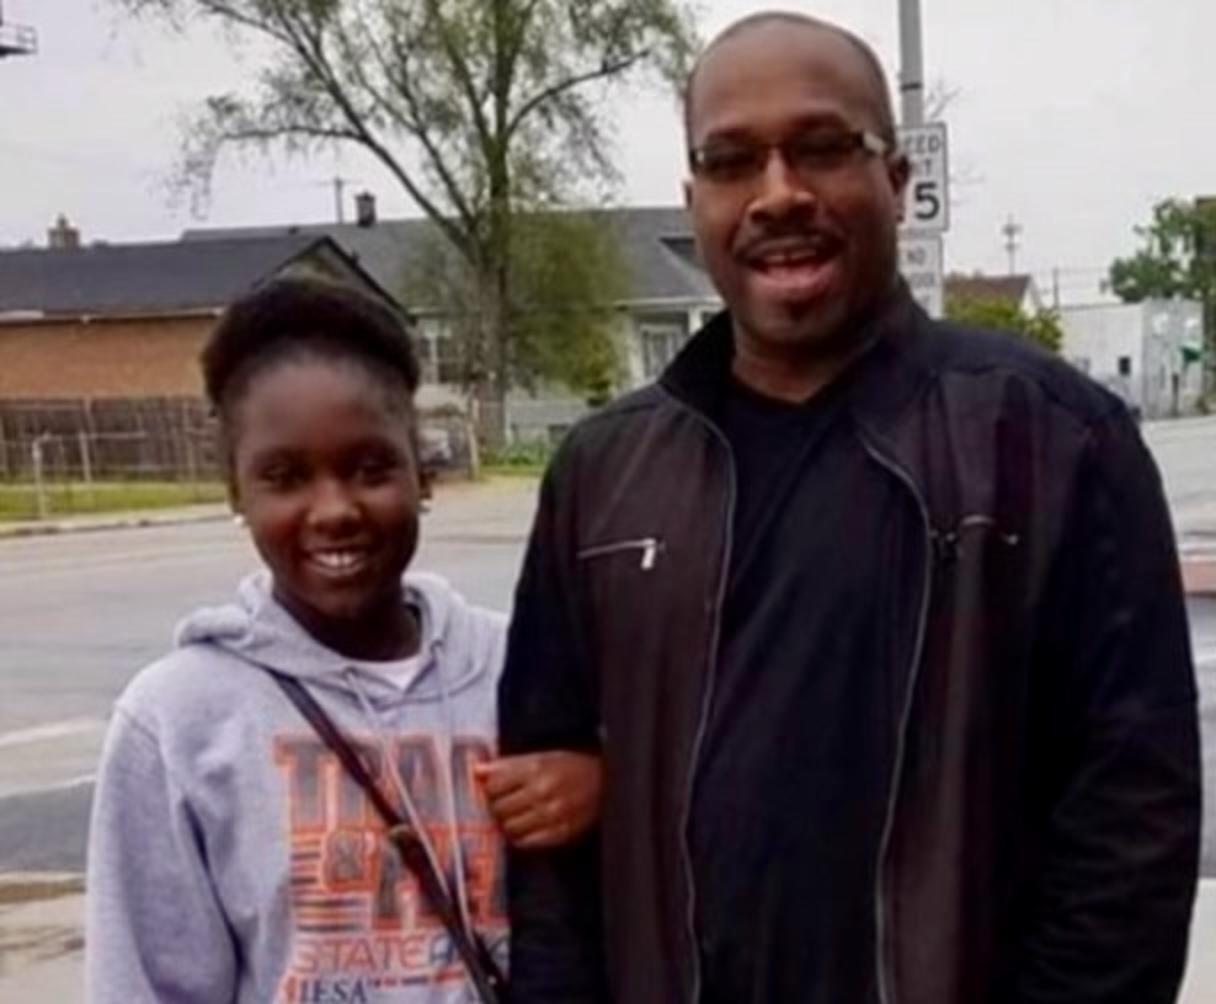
left=1, top=0, right=1211, bottom=304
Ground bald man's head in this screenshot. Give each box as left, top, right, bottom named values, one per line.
left=683, top=11, right=897, bottom=146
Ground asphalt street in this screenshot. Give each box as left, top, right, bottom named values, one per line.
left=0, top=479, right=537, bottom=873
left=1, top=419, right=1215, bottom=878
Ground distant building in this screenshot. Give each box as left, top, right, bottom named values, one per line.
left=182, top=205, right=723, bottom=384
left=182, top=205, right=723, bottom=443
left=1059, top=300, right=1205, bottom=419
left=944, top=273, right=1044, bottom=314
left=0, top=229, right=399, bottom=400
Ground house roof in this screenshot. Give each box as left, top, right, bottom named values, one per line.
left=181, top=206, right=720, bottom=307
left=945, top=273, right=1033, bottom=307
left=0, top=234, right=393, bottom=317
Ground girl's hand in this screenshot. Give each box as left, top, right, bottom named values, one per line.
left=474, top=751, right=602, bottom=850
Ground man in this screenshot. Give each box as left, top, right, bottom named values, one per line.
left=499, top=11, right=1201, bottom=1004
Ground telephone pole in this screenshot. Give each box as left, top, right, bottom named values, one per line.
left=1002, top=215, right=1023, bottom=275
left=899, top=0, right=925, bottom=127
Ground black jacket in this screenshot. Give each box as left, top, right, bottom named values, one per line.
left=499, top=288, right=1201, bottom=1004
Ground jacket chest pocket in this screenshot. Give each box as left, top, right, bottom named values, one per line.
left=575, top=536, right=671, bottom=678
left=577, top=536, right=666, bottom=571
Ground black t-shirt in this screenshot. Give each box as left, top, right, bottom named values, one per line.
left=690, top=375, right=918, bottom=1004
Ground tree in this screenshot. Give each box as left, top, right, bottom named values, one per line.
left=1109, top=198, right=1216, bottom=389
left=946, top=295, right=1064, bottom=354
left=114, top=0, right=698, bottom=443
left=404, top=209, right=630, bottom=407
left=1108, top=199, right=1216, bottom=302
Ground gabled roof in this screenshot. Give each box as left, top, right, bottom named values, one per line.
left=181, top=206, right=720, bottom=307
left=0, top=234, right=393, bottom=317
left=945, top=274, right=1033, bottom=307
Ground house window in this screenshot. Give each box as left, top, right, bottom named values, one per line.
left=434, top=333, right=464, bottom=385
left=416, top=319, right=465, bottom=386
left=639, top=316, right=688, bottom=379
left=1117, top=356, right=1133, bottom=377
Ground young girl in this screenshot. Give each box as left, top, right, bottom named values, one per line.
left=86, top=278, right=600, bottom=1003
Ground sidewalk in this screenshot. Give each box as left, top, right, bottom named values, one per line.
left=0, top=502, right=229, bottom=540
left=0, top=476, right=538, bottom=542
left=0, top=875, right=83, bottom=996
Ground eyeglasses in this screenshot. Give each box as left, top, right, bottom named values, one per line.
left=688, top=129, right=891, bottom=186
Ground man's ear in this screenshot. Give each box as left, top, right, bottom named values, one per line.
left=682, top=177, right=694, bottom=210
left=889, top=153, right=912, bottom=224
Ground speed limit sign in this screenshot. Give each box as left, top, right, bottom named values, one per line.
left=899, top=122, right=949, bottom=234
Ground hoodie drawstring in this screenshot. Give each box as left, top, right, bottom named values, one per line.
left=435, top=641, right=477, bottom=940
left=345, top=657, right=478, bottom=946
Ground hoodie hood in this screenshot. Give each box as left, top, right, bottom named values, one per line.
left=176, top=570, right=504, bottom=711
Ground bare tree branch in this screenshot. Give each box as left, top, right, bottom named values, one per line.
left=506, top=52, right=646, bottom=142
left=109, top=0, right=700, bottom=443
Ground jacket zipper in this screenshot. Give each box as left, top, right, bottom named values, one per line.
left=576, top=537, right=664, bottom=571
left=658, top=391, right=737, bottom=1004
left=858, top=431, right=935, bottom=1004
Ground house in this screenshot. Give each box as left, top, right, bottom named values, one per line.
left=944, top=273, right=1044, bottom=315
left=181, top=205, right=724, bottom=440
left=1059, top=300, right=1205, bottom=419
left=0, top=225, right=410, bottom=481
left=0, top=227, right=400, bottom=400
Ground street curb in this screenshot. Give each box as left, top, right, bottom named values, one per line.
left=0, top=873, right=84, bottom=905
left=0, top=509, right=229, bottom=541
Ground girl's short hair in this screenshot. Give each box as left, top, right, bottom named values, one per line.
left=201, top=278, right=420, bottom=420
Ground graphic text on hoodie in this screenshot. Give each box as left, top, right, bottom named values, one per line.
left=274, top=731, right=506, bottom=1002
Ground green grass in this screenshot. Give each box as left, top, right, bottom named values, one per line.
left=0, top=481, right=227, bottom=522
left=480, top=463, right=547, bottom=479
left=478, top=442, right=552, bottom=480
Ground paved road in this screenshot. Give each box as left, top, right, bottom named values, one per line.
left=1144, top=417, right=1216, bottom=554
left=0, top=479, right=537, bottom=873
left=1, top=416, right=1215, bottom=877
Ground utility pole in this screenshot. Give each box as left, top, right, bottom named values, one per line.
left=1002, top=215, right=1023, bottom=275
left=898, top=0, right=926, bottom=127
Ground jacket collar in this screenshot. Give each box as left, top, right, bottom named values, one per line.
left=659, top=280, right=938, bottom=437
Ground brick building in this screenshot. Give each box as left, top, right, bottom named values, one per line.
left=0, top=232, right=399, bottom=400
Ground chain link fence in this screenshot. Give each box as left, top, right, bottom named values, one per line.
left=0, top=397, right=478, bottom=520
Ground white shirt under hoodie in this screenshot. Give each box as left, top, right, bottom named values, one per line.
left=86, top=571, right=507, bottom=1004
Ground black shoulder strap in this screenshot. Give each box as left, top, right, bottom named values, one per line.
left=267, top=670, right=506, bottom=1004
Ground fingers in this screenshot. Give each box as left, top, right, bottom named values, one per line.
left=500, top=806, right=575, bottom=849
left=499, top=806, right=550, bottom=842
left=473, top=756, right=538, bottom=798
left=485, top=786, right=539, bottom=820
left=477, top=751, right=603, bottom=849
left=492, top=789, right=569, bottom=838
left=513, top=822, right=575, bottom=850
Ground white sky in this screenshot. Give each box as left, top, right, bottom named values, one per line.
left=1, top=0, right=1212, bottom=304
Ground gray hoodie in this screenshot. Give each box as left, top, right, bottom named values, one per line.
left=86, top=572, right=507, bottom=1004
